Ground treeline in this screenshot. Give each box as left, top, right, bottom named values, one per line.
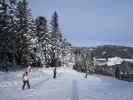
left=0, top=0, right=71, bottom=70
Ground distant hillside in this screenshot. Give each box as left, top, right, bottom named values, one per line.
left=93, top=45, right=133, bottom=58
left=73, top=45, right=133, bottom=58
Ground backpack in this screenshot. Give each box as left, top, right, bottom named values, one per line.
left=21, top=72, right=25, bottom=80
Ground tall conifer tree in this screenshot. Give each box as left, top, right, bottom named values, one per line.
left=49, top=11, right=62, bottom=67
left=0, top=0, right=16, bottom=69
left=15, top=0, right=31, bottom=65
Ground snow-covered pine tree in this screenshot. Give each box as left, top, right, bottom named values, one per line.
left=26, top=13, right=39, bottom=67
left=15, top=0, right=32, bottom=65
left=73, top=48, right=82, bottom=70
left=35, top=16, right=49, bottom=66
left=0, top=0, right=17, bottom=70
left=49, top=11, right=63, bottom=67
left=81, top=53, right=90, bottom=78
left=61, top=38, right=73, bottom=67
left=73, top=48, right=95, bottom=74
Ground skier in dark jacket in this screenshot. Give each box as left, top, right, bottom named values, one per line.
left=53, top=67, right=57, bottom=79
left=115, top=67, right=120, bottom=79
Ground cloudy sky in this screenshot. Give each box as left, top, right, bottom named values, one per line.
left=28, top=0, right=133, bottom=47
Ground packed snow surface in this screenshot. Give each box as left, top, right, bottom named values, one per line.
left=0, top=67, right=133, bottom=100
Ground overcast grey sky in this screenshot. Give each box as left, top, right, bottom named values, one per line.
left=28, top=0, right=133, bottom=47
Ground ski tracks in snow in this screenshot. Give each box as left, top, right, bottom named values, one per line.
left=31, top=77, right=50, bottom=89
left=0, top=80, right=21, bottom=88
left=71, top=80, right=79, bottom=100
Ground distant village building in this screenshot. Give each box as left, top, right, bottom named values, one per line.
left=94, top=56, right=133, bottom=67
left=93, top=58, right=107, bottom=66
left=93, top=57, right=133, bottom=80
left=107, top=57, right=123, bottom=66
left=113, top=61, right=133, bottom=81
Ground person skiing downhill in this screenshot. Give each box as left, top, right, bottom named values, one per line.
left=21, top=71, right=30, bottom=90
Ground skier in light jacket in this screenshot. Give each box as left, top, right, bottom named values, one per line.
left=21, top=71, right=30, bottom=90
left=27, top=65, right=31, bottom=73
